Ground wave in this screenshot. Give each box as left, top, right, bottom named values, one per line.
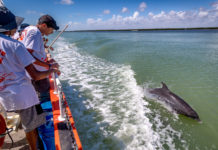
left=51, top=37, right=187, bottom=150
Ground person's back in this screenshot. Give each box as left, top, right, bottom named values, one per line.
left=0, top=34, right=39, bottom=111
left=19, top=16, right=60, bottom=94
left=20, top=25, right=47, bottom=70
left=0, top=5, right=60, bottom=150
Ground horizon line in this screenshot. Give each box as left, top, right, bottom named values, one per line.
left=63, top=27, right=218, bottom=32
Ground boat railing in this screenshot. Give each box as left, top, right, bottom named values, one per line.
left=51, top=72, right=83, bottom=150
left=48, top=24, right=82, bottom=149
left=52, top=72, right=66, bottom=121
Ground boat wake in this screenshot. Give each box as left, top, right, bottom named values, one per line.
left=52, top=37, right=188, bottom=150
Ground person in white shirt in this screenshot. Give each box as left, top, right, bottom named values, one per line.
left=0, top=6, right=59, bottom=150
left=20, top=15, right=59, bottom=97
left=12, top=23, right=29, bottom=40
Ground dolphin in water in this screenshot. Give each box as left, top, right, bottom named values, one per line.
left=148, top=82, right=200, bottom=121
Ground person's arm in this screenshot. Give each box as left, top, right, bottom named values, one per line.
left=25, top=63, right=59, bottom=81
left=43, top=38, right=54, bottom=51
left=27, top=48, right=59, bottom=69
left=15, top=42, right=60, bottom=80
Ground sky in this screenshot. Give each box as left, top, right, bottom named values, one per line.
left=3, top=0, right=218, bottom=30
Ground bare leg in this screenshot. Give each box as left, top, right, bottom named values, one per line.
left=25, top=129, right=38, bottom=150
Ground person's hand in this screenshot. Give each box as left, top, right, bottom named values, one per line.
left=43, top=38, right=49, bottom=48
left=51, top=68, right=61, bottom=76
left=45, top=48, right=49, bottom=53
left=43, top=37, right=54, bottom=51
left=46, top=53, right=52, bottom=60
left=48, top=58, right=56, bottom=64
left=49, top=47, right=54, bottom=51
left=50, top=63, right=59, bottom=69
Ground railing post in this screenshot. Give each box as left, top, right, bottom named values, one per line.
left=54, top=73, right=66, bottom=121
left=58, top=88, right=65, bottom=121
left=52, top=72, right=58, bottom=94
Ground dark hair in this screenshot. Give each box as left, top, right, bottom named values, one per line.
left=38, top=15, right=59, bottom=30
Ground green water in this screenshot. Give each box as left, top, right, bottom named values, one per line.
left=51, top=30, right=218, bottom=150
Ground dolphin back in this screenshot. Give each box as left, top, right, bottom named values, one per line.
left=149, top=82, right=200, bottom=121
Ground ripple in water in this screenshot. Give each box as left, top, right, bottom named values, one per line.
left=52, top=38, right=187, bottom=150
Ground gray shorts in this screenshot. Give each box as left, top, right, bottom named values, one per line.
left=16, top=104, right=46, bottom=133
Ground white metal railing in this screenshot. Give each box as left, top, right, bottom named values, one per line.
left=52, top=72, right=66, bottom=121
left=51, top=73, right=80, bottom=149
left=48, top=24, right=69, bottom=122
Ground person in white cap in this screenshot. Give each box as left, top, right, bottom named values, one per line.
left=0, top=5, right=59, bottom=150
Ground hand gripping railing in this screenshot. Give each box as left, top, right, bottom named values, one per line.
left=52, top=72, right=66, bottom=121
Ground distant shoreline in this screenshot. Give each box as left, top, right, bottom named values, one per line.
left=67, top=27, right=218, bottom=32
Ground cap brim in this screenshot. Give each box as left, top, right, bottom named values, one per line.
left=15, top=16, right=24, bottom=27
left=0, top=16, right=24, bottom=32
left=53, top=25, right=59, bottom=30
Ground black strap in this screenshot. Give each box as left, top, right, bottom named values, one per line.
left=0, top=128, right=14, bottom=149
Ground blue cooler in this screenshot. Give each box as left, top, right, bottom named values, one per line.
left=37, top=94, right=55, bottom=150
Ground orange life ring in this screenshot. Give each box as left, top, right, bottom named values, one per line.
left=0, top=114, right=6, bottom=148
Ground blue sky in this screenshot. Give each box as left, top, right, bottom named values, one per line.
left=3, top=0, right=218, bottom=30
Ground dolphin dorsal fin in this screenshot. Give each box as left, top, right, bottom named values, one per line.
left=161, top=82, right=169, bottom=91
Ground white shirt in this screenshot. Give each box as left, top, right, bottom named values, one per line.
left=0, top=34, right=39, bottom=111
left=20, top=26, right=47, bottom=71
left=12, top=32, right=20, bottom=40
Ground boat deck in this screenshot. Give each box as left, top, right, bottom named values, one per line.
left=2, top=128, right=28, bottom=150
left=0, top=76, right=82, bottom=150
left=1, top=111, right=28, bottom=150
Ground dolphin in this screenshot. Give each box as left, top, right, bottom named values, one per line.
left=148, top=82, right=200, bottom=121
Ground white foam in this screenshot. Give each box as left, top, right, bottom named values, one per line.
left=143, top=83, right=188, bottom=149
left=52, top=37, right=187, bottom=150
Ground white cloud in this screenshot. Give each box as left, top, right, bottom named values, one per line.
left=87, top=18, right=102, bottom=25
left=211, top=2, right=218, bottom=10
left=26, top=10, right=45, bottom=17
left=103, top=9, right=110, bottom=15
left=148, top=12, right=154, bottom=17
left=26, top=10, right=37, bottom=15
left=199, top=10, right=208, bottom=17
left=122, top=7, right=128, bottom=13
left=87, top=18, right=95, bottom=24
left=68, top=3, right=218, bottom=30
left=176, top=11, right=186, bottom=19
left=133, top=11, right=139, bottom=19
left=40, top=13, right=45, bottom=16
left=139, top=2, right=147, bottom=12
left=60, top=0, right=74, bottom=5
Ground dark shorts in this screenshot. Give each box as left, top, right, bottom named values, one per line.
left=32, top=78, right=50, bottom=93
left=16, top=104, right=46, bottom=133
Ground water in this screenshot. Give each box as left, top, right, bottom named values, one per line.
left=49, top=30, right=218, bottom=150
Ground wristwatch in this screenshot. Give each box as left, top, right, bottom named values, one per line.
left=48, top=64, right=52, bottom=69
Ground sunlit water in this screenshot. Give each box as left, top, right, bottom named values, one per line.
left=49, top=30, right=218, bottom=150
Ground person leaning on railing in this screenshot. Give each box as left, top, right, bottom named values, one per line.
left=19, top=14, right=60, bottom=100
left=0, top=6, right=60, bottom=150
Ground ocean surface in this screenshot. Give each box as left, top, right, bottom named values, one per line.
left=49, top=30, right=218, bottom=150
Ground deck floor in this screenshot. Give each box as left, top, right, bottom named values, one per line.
left=2, top=128, right=29, bottom=150
left=0, top=109, right=29, bottom=150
